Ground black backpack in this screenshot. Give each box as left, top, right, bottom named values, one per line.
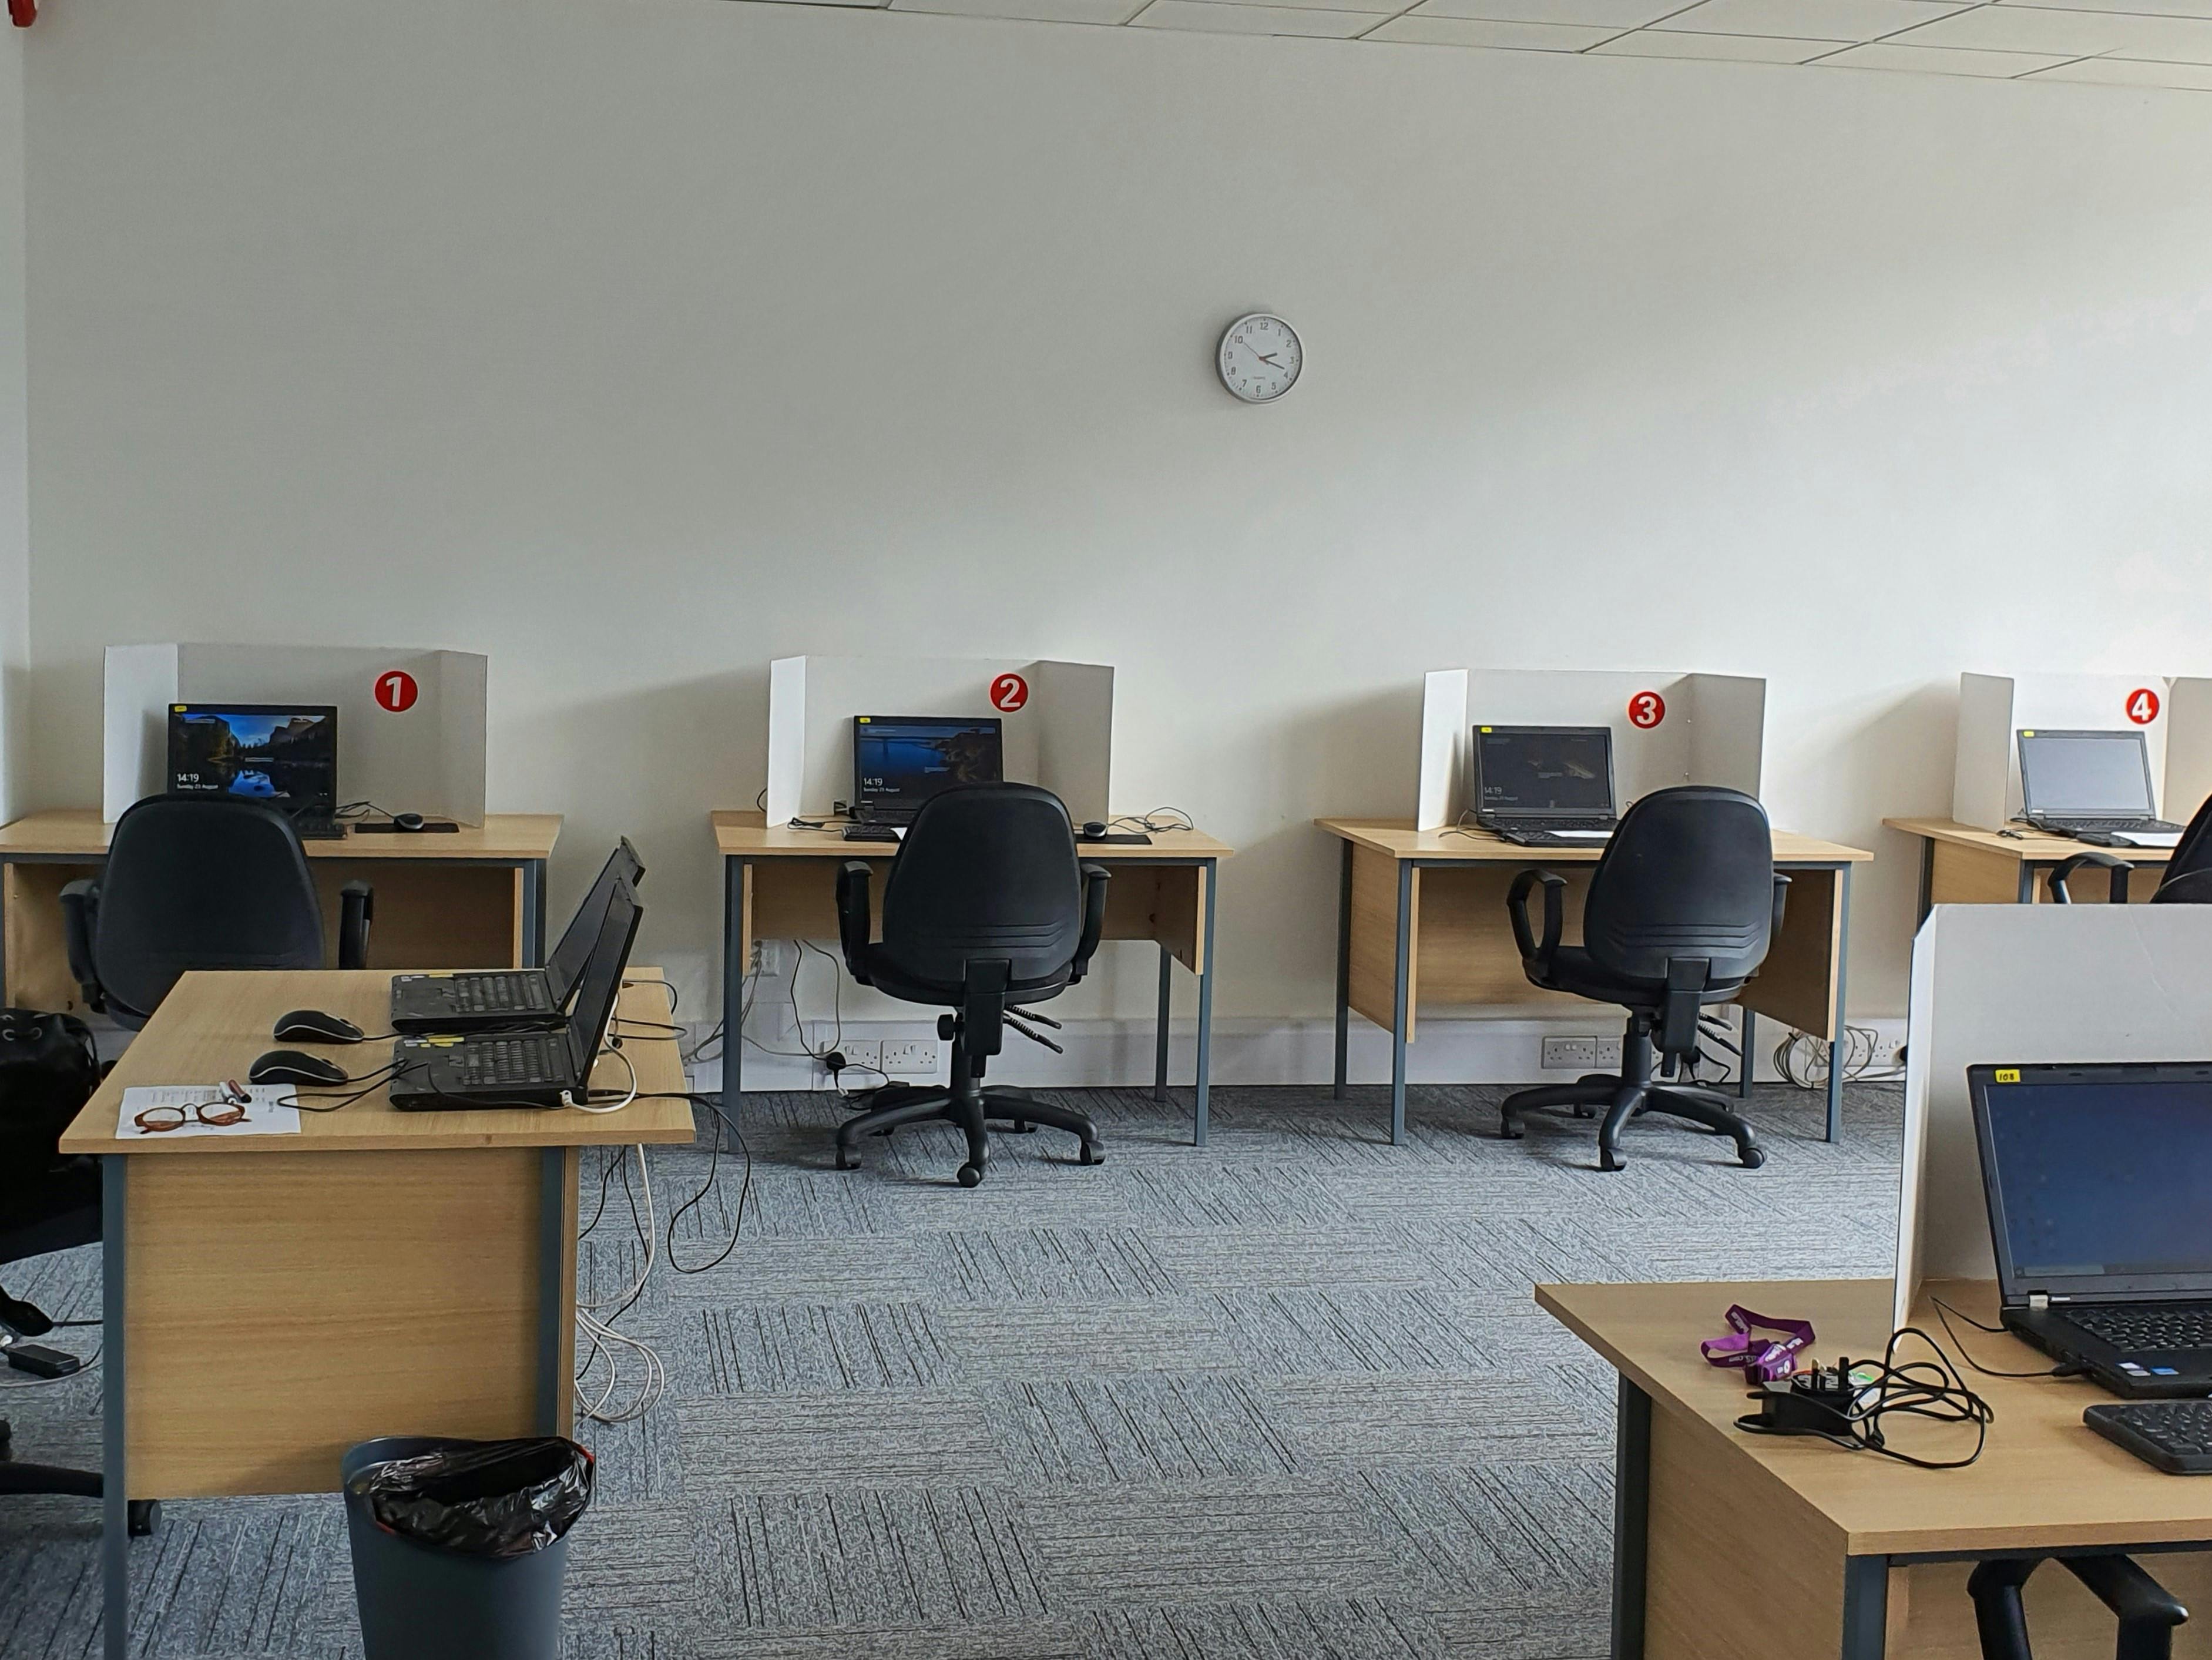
left=0, top=1007, right=100, bottom=1197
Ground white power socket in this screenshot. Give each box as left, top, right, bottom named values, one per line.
left=1541, top=1036, right=1623, bottom=1070
left=829, top=1038, right=880, bottom=1076
left=880, top=1039, right=940, bottom=1075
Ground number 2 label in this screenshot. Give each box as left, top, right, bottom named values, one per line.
left=990, top=673, right=1029, bottom=713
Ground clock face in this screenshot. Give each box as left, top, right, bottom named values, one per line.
left=1219, top=314, right=1302, bottom=404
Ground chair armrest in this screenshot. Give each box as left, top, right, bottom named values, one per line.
left=2049, top=850, right=2131, bottom=905
left=1770, top=872, right=1791, bottom=941
left=337, top=880, right=374, bottom=971
left=835, top=861, right=874, bottom=984
left=59, top=878, right=103, bottom=1011
left=1506, top=869, right=1567, bottom=969
left=1070, top=862, right=1111, bottom=982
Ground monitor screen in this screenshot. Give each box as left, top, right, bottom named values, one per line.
left=1975, top=1066, right=2212, bottom=1295
left=2018, top=730, right=2156, bottom=817
left=167, top=704, right=338, bottom=811
left=1473, top=726, right=1614, bottom=816
left=546, top=839, right=646, bottom=1005
left=565, top=878, right=642, bottom=1071
left=852, top=717, right=1005, bottom=819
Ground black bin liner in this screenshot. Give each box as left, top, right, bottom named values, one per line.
left=346, top=1437, right=593, bottom=1560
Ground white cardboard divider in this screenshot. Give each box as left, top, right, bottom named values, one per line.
left=1894, top=904, right=2212, bottom=1330
left=763, top=655, right=1114, bottom=826
left=1413, top=669, right=1765, bottom=830
left=102, top=643, right=489, bottom=824
left=1951, top=672, right=2176, bottom=830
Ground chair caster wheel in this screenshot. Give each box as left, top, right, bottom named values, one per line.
left=1079, top=1143, right=1104, bottom=1166
left=957, top=1162, right=985, bottom=1188
left=1499, top=1124, right=1523, bottom=1141
left=127, top=1500, right=160, bottom=1537
left=1597, top=1150, right=1624, bottom=1172
left=1739, top=1147, right=1766, bottom=1170
left=835, top=1149, right=859, bottom=1171
left=1572, top=1106, right=1596, bottom=1119
left=1005, top=1121, right=1035, bottom=1134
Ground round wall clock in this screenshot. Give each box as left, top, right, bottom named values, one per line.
left=1218, top=314, right=1303, bottom=404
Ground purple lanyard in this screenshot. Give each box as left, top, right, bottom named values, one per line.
left=1701, top=1304, right=1814, bottom=1383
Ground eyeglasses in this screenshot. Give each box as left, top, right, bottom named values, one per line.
left=133, top=1082, right=253, bottom=1135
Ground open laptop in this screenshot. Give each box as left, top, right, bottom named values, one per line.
left=390, top=877, right=642, bottom=1110
left=1971, top=1061, right=2212, bottom=1397
left=843, top=715, right=1005, bottom=842
left=1472, top=725, right=1619, bottom=848
left=2016, top=729, right=2183, bottom=846
left=167, top=703, right=344, bottom=839
left=388, top=839, right=644, bottom=1033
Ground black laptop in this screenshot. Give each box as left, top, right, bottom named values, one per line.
left=167, top=702, right=345, bottom=839
left=842, top=715, right=1005, bottom=842
left=2016, top=729, right=2183, bottom=845
left=1971, top=1061, right=2212, bottom=1397
left=390, top=878, right=642, bottom=1111
left=1472, top=725, right=1620, bottom=849
left=388, top=839, right=644, bottom=1033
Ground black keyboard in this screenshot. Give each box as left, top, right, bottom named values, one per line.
left=2037, top=817, right=2183, bottom=834
left=455, top=1036, right=563, bottom=1088
left=433, top=975, right=553, bottom=1015
left=2086, top=1401, right=2212, bottom=1474
left=1489, top=821, right=1616, bottom=847
left=293, top=815, right=346, bottom=841
left=842, top=824, right=903, bottom=843
left=2067, top=1303, right=2212, bottom=1353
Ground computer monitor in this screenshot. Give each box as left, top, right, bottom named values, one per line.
left=545, top=839, right=646, bottom=1007
left=1971, top=1062, right=2212, bottom=1300
left=851, top=716, right=1005, bottom=823
left=563, top=876, right=643, bottom=1078
left=167, top=703, right=338, bottom=813
left=1472, top=726, right=1616, bottom=820
left=2016, top=729, right=2158, bottom=820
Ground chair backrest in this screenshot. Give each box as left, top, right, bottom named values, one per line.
left=2156, top=793, right=2212, bottom=904
left=95, top=796, right=328, bottom=1021
left=877, top=784, right=1083, bottom=990
left=1581, top=785, right=1775, bottom=988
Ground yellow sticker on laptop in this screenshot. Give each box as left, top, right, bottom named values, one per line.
left=1995, top=1068, right=2020, bottom=1082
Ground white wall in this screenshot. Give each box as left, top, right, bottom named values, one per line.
left=18, top=0, right=2212, bottom=1044
left=0, top=25, right=24, bottom=827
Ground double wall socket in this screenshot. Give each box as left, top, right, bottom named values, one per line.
left=1540, top=1036, right=1623, bottom=1070
left=880, top=1040, right=939, bottom=1075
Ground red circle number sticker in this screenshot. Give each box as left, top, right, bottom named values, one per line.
left=1627, top=690, right=1667, bottom=730
left=374, top=670, right=419, bottom=714
left=989, top=673, right=1030, bottom=713
left=2126, top=686, right=2161, bottom=726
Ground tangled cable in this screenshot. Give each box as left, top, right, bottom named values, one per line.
left=1736, top=1326, right=1994, bottom=1469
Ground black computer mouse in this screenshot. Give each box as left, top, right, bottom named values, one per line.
left=1081, top=821, right=1109, bottom=839
left=392, top=812, right=427, bottom=833
left=273, top=1008, right=365, bottom=1044
left=249, top=1050, right=351, bottom=1087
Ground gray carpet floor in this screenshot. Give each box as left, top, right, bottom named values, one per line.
left=0, top=1079, right=1904, bottom=1659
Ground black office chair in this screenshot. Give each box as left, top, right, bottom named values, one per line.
left=61, top=796, right=372, bottom=1028
left=1970, top=1553, right=2187, bottom=1659
left=1499, top=786, right=1786, bottom=1172
left=831, top=784, right=1108, bottom=1188
left=0, top=1159, right=157, bottom=1534
left=2047, top=792, right=2212, bottom=904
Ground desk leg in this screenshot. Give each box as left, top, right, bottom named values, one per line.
left=0, top=856, right=11, bottom=1008
left=1841, top=1554, right=1889, bottom=1659
left=1332, top=840, right=1352, bottom=1102
left=721, top=856, right=745, bottom=1106
left=1389, top=860, right=1412, bottom=1147
left=1827, top=863, right=1853, bottom=1144
left=1154, top=946, right=1172, bottom=1106
left=536, top=1147, right=566, bottom=1437
left=1738, top=1008, right=1757, bottom=1101
left=1916, top=838, right=1935, bottom=925
left=1610, top=1376, right=1650, bottom=1660
left=101, top=1155, right=127, bottom=1660
left=2017, top=862, right=2036, bottom=904
left=1193, top=858, right=1217, bottom=1148
left=523, top=859, right=548, bottom=967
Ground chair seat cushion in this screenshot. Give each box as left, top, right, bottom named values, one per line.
left=1530, top=947, right=1747, bottom=1010
left=860, top=945, right=1072, bottom=1010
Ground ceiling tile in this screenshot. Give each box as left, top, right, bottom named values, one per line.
left=1593, top=25, right=1850, bottom=52
left=1815, top=38, right=2074, bottom=66
left=2028, top=50, right=2212, bottom=80
left=2000, top=0, right=2212, bottom=19
left=1896, top=3, right=2212, bottom=59
left=1664, top=0, right=1965, bottom=36
left=1411, top=0, right=1685, bottom=25
left=1367, top=14, right=1623, bottom=40
left=1130, top=0, right=1388, bottom=31
left=891, top=0, right=1144, bottom=19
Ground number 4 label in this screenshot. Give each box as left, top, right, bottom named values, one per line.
left=2127, top=687, right=2161, bottom=725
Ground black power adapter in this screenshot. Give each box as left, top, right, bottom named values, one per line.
left=1742, top=1363, right=1864, bottom=1436
left=6, top=1343, right=83, bottom=1379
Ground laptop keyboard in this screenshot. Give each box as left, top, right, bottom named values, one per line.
left=434, top=976, right=555, bottom=1014
left=842, top=824, right=903, bottom=843
left=455, top=1037, right=562, bottom=1088
left=293, top=814, right=345, bottom=841
left=2068, top=1303, right=2212, bottom=1353
left=2040, top=817, right=2184, bottom=834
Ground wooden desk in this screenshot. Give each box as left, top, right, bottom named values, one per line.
left=0, top=809, right=563, bottom=1010
left=1542, top=1278, right=2212, bottom=1659
left=1316, top=820, right=1874, bottom=1145
left=713, top=811, right=1236, bottom=1143
left=1887, top=817, right=2170, bottom=917
left=58, top=968, right=694, bottom=1660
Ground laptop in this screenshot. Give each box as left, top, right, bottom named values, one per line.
left=844, top=715, right=1005, bottom=842
left=1971, top=1061, right=2212, bottom=1397
left=1472, top=725, right=1619, bottom=848
left=388, top=839, right=645, bottom=1033
left=2017, top=729, right=2183, bottom=846
left=390, top=878, right=642, bottom=1110
left=167, top=703, right=344, bottom=839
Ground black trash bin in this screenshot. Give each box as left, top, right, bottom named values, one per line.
left=341, top=1436, right=593, bottom=1660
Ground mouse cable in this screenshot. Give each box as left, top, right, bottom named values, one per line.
left=280, top=1058, right=410, bottom=1114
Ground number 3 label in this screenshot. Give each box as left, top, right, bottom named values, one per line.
left=1627, top=691, right=1666, bottom=730
left=2127, top=687, right=2161, bottom=725
left=374, top=670, right=419, bottom=713
left=990, top=673, right=1029, bottom=713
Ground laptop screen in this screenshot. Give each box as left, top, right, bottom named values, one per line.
left=167, top=703, right=338, bottom=813
left=2018, top=729, right=2156, bottom=819
left=852, top=716, right=1004, bottom=821
left=1971, top=1062, right=2212, bottom=1299
left=564, top=878, right=643, bottom=1077
left=545, top=839, right=646, bottom=1005
left=1473, top=726, right=1615, bottom=819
